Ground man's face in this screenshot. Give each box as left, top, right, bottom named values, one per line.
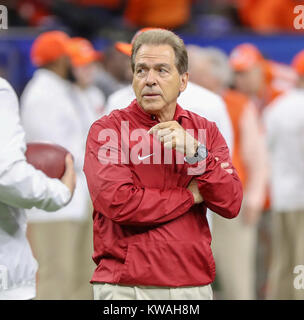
left=73, top=62, right=97, bottom=88
left=132, top=44, right=188, bottom=114
left=234, top=65, right=264, bottom=96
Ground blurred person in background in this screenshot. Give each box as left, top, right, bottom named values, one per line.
left=263, top=50, right=304, bottom=300
left=187, top=45, right=268, bottom=299
left=0, top=76, right=76, bottom=300
left=94, top=44, right=133, bottom=99
left=229, top=42, right=297, bottom=298
left=20, top=31, right=94, bottom=299
left=67, top=37, right=106, bottom=118
left=229, top=43, right=296, bottom=114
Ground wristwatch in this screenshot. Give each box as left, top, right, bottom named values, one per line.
left=184, top=143, right=208, bottom=164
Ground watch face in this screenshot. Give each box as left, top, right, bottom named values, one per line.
left=184, top=145, right=208, bottom=164
left=184, top=155, right=198, bottom=164
left=197, top=144, right=208, bottom=160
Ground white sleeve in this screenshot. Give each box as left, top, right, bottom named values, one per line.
left=0, top=79, right=71, bottom=211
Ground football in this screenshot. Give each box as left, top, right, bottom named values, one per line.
left=25, top=142, right=69, bottom=179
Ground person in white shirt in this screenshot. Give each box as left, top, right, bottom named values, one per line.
left=21, top=31, right=94, bottom=299
left=263, top=50, right=304, bottom=300
left=187, top=45, right=269, bottom=300
left=0, top=77, right=76, bottom=300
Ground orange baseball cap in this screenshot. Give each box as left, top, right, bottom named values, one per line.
left=229, top=43, right=264, bottom=71
left=67, top=37, right=102, bottom=67
left=291, top=50, right=304, bottom=75
left=115, top=27, right=159, bottom=57
left=31, top=31, right=70, bottom=67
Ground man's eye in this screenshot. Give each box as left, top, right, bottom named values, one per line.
left=159, top=68, right=167, bottom=73
left=136, top=69, right=144, bottom=74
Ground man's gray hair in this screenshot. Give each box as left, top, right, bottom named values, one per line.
left=131, top=29, right=188, bottom=75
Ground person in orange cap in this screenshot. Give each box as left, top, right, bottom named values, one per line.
left=20, top=30, right=97, bottom=300
left=30, top=30, right=72, bottom=78
left=230, top=45, right=296, bottom=268
left=67, top=37, right=105, bottom=117
left=68, top=37, right=102, bottom=70
left=230, top=43, right=296, bottom=115
left=263, top=49, right=304, bottom=300
left=187, top=45, right=269, bottom=300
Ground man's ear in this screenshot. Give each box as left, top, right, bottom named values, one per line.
left=180, top=72, right=189, bottom=93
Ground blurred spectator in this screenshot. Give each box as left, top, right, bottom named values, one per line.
left=263, top=50, right=304, bottom=300
left=229, top=42, right=296, bottom=298
left=230, top=42, right=295, bottom=213
left=94, top=44, right=133, bottom=99
left=20, top=31, right=94, bottom=299
left=237, top=0, right=304, bottom=33
left=230, top=43, right=296, bottom=114
left=187, top=45, right=268, bottom=299
left=67, top=37, right=106, bottom=117
left=123, top=0, right=192, bottom=30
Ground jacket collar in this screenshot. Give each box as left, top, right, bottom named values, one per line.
left=129, top=99, right=191, bottom=126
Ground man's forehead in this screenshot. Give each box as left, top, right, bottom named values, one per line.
left=135, top=44, right=175, bottom=64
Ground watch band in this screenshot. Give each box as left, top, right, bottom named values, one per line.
left=184, top=143, right=208, bottom=164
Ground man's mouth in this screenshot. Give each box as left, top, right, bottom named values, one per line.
left=143, top=93, right=161, bottom=98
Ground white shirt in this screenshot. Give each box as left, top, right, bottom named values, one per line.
left=72, top=84, right=106, bottom=119
left=263, top=88, right=304, bottom=212
left=21, top=69, right=93, bottom=222
left=0, top=77, right=71, bottom=299
left=106, top=82, right=233, bottom=152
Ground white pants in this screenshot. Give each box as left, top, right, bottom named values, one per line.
left=93, top=283, right=213, bottom=300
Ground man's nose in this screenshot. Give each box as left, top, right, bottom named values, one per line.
left=145, top=69, right=157, bottom=86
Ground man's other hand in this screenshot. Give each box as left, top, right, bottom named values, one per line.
left=187, top=179, right=203, bottom=204
left=61, top=153, right=76, bottom=197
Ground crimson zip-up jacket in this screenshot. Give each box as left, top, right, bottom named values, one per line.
left=84, top=99, right=243, bottom=287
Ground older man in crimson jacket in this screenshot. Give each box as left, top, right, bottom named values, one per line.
left=84, top=29, right=243, bottom=300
